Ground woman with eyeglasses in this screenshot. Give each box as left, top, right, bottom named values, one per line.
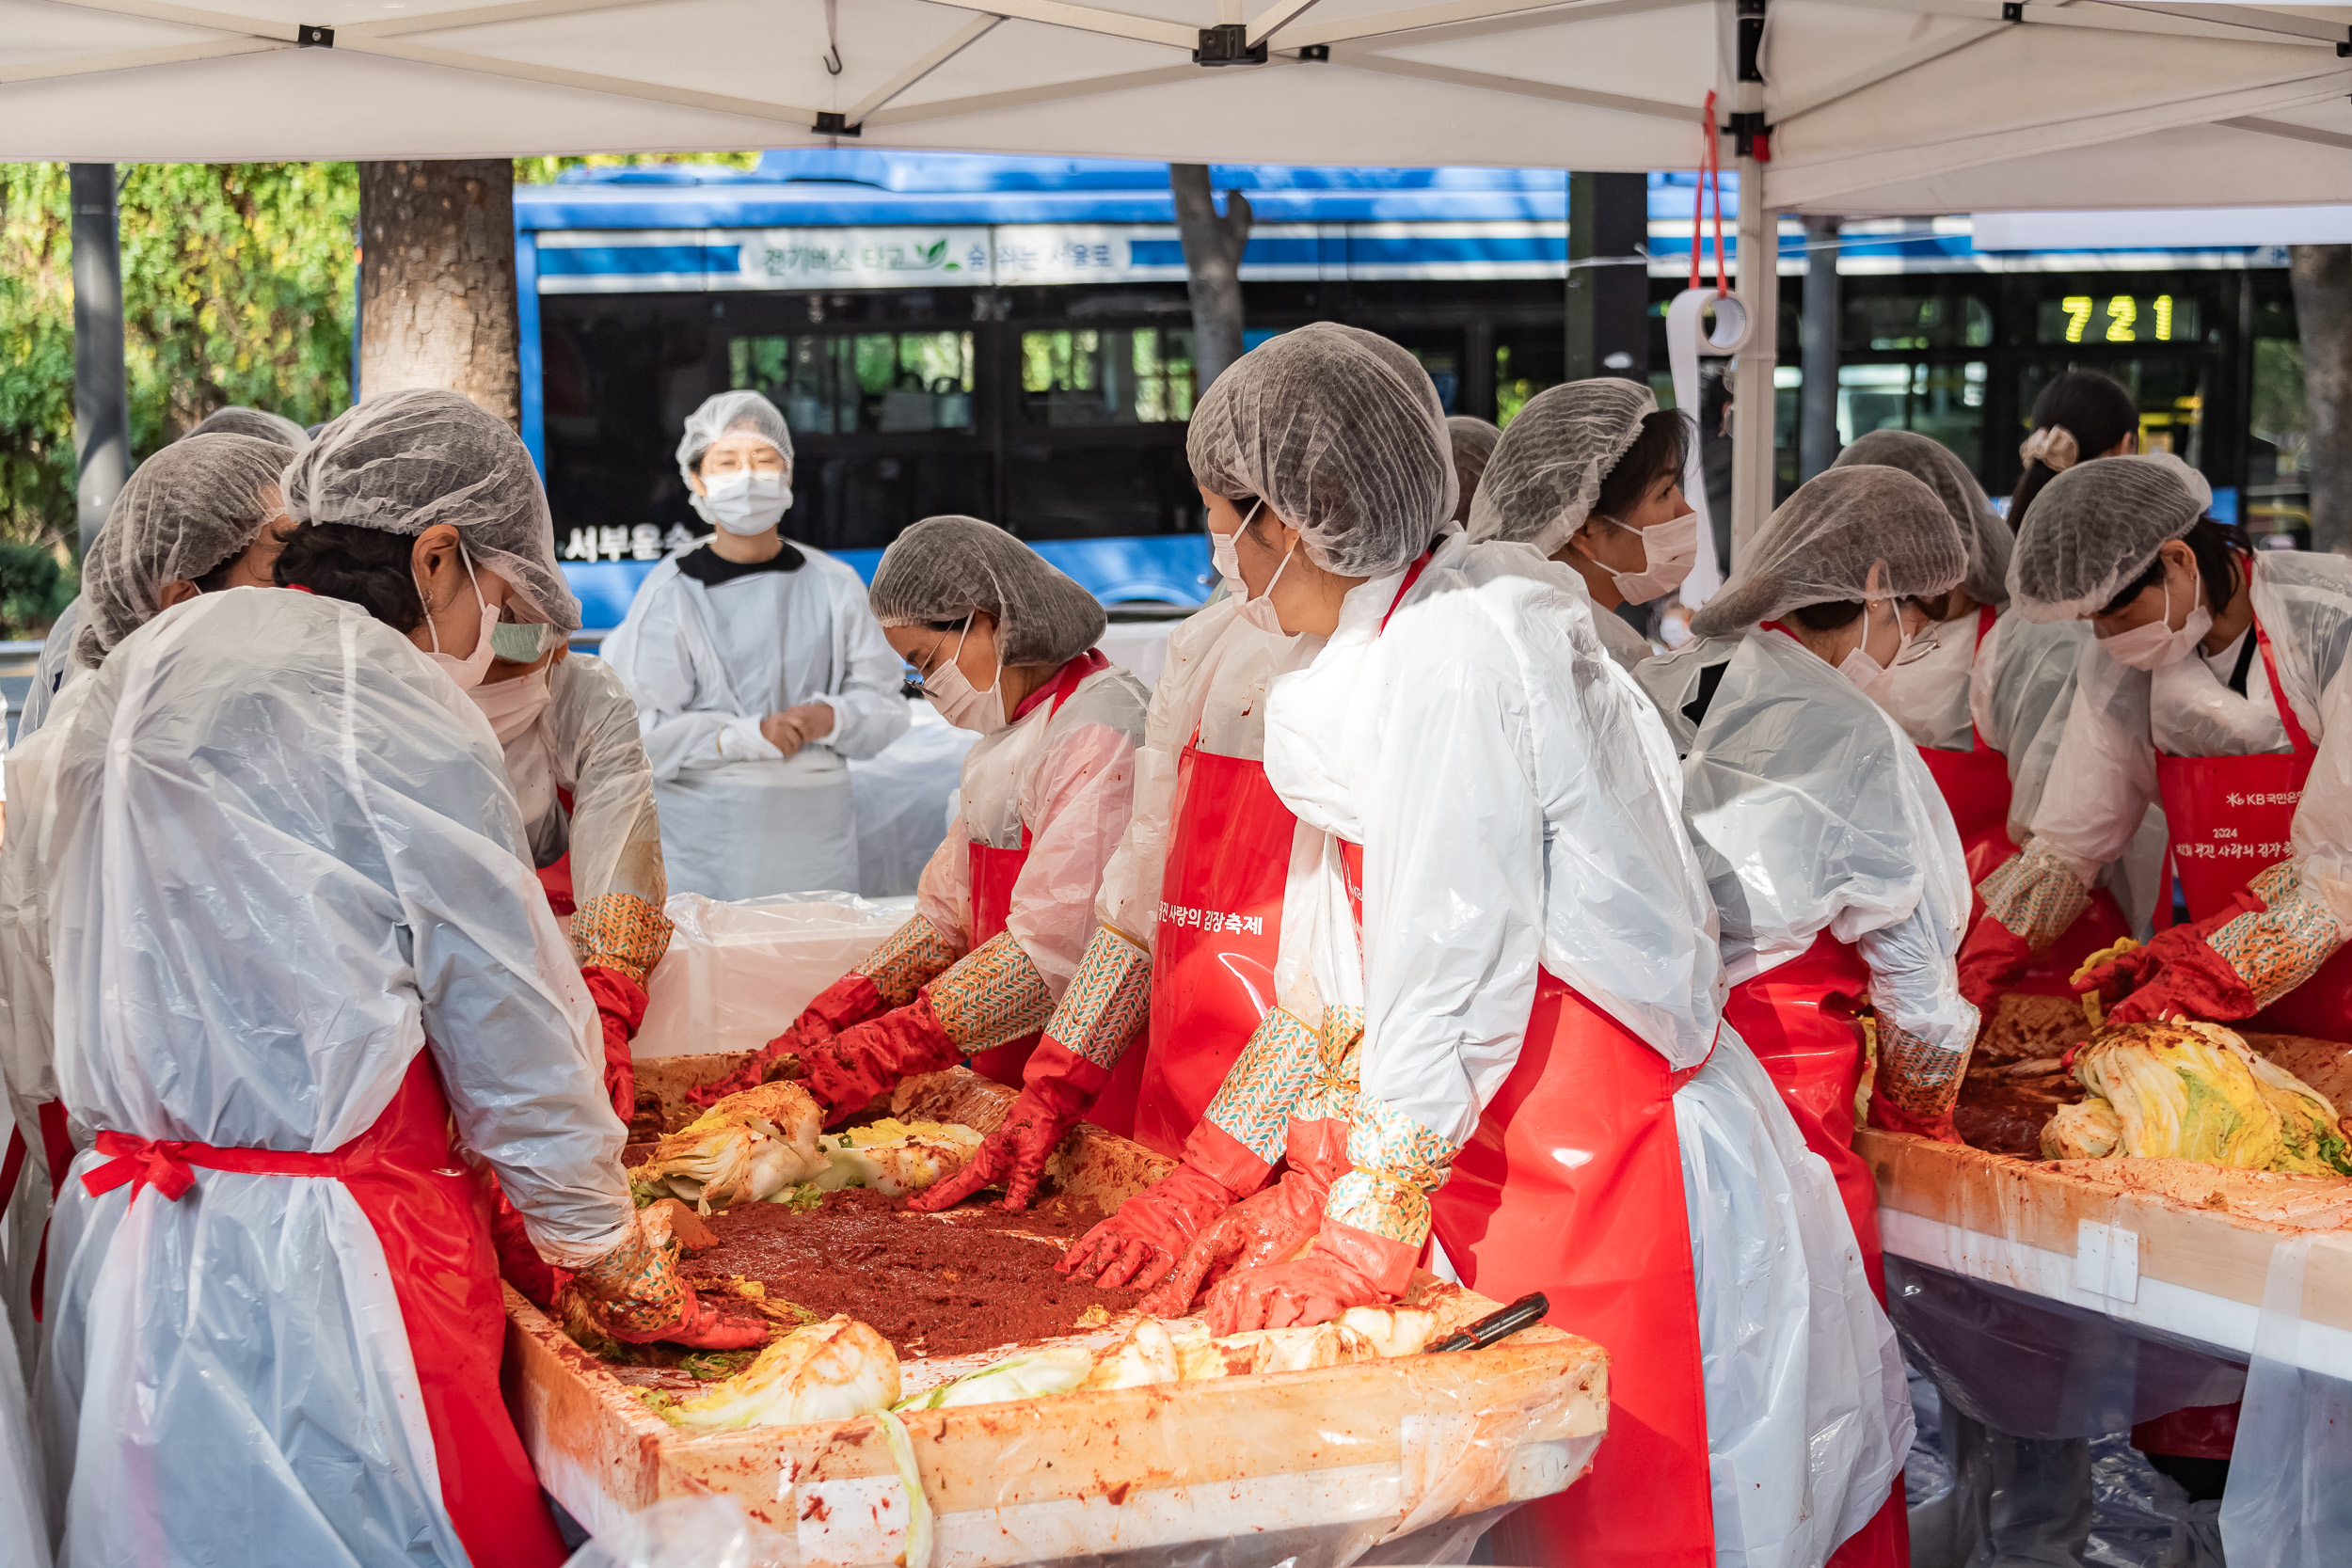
left=688, top=516, right=1150, bottom=1132
left=604, top=390, right=910, bottom=903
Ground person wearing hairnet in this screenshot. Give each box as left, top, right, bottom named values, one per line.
left=13, top=406, right=308, bottom=744
left=604, top=391, right=908, bottom=901
left=1959, top=453, right=2352, bottom=1037
left=0, top=432, right=301, bottom=1393
left=270, top=388, right=673, bottom=1303
left=919, top=483, right=1331, bottom=1233
left=1132, top=325, right=1906, bottom=1568
left=687, top=517, right=1150, bottom=1133
left=1834, top=430, right=2153, bottom=1002
left=1464, top=379, right=1695, bottom=670
left=33, top=484, right=757, bottom=1567
left=1443, top=415, right=1501, bottom=526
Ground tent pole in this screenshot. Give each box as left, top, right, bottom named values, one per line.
left=71, top=162, right=129, bottom=563
left=1729, top=155, right=1778, bottom=562
left=1798, top=214, right=1840, bottom=480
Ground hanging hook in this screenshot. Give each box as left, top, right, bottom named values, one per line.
left=822, top=43, right=843, bottom=74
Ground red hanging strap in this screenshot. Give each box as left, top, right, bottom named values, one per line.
left=1691, top=90, right=1728, bottom=298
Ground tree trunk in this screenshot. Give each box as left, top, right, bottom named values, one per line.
left=2291, top=245, right=2352, bottom=555
left=358, top=159, right=519, bottom=425
left=1170, top=165, right=1251, bottom=396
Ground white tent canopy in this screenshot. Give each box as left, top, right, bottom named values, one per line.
left=9, top=0, right=2348, bottom=532
left=8, top=0, right=2347, bottom=206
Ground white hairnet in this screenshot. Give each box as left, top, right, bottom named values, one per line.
left=2137, top=450, right=2214, bottom=512
left=1690, top=465, right=1967, bottom=638
left=184, top=406, right=310, bottom=450
left=1464, top=379, right=1655, bottom=556
left=675, top=390, right=793, bottom=488
left=279, top=388, right=581, bottom=632
left=75, top=433, right=290, bottom=666
left=1186, top=323, right=1454, bottom=577
left=1446, top=416, right=1502, bottom=523
left=869, top=515, right=1105, bottom=667
left=2005, top=455, right=2204, bottom=624
left=1832, top=428, right=2009, bottom=609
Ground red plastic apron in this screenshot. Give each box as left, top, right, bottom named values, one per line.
left=0, top=1098, right=74, bottom=1321
left=1916, top=607, right=2015, bottom=875
left=963, top=651, right=1107, bottom=1087
left=1115, top=737, right=1297, bottom=1154
left=1723, top=930, right=1884, bottom=1299
left=80, top=1052, right=570, bottom=1567
left=2153, top=617, right=2352, bottom=1041
left=1331, top=557, right=1714, bottom=1567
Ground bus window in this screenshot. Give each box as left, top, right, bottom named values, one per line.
left=1837, top=361, right=1987, bottom=471
left=1020, top=328, right=1197, bottom=427
left=730, top=331, right=976, bottom=435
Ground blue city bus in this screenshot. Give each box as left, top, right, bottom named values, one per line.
left=517, top=151, right=2303, bottom=628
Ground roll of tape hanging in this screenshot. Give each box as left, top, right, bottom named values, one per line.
left=1666, top=287, right=1749, bottom=609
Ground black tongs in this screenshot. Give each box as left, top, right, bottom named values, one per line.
left=1427, top=1291, right=1549, bottom=1352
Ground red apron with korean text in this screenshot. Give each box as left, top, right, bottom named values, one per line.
left=2154, top=619, right=2352, bottom=1041
left=963, top=652, right=1106, bottom=1086
left=1112, top=738, right=1297, bottom=1155
left=80, top=1052, right=570, bottom=1567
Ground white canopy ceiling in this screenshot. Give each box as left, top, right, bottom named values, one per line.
left=7, top=0, right=2349, bottom=215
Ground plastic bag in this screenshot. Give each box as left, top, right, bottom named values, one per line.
left=1886, top=1258, right=2243, bottom=1442
left=846, top=704, right=976, bottom=898
left=2217, top=1237, right=2352, bottom=1567
left=564, top=1497, right=794, bottom=1568
left=634, top=892, right=905, bottom=1058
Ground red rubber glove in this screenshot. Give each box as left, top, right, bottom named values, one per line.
left=1865, top=1089, right=1966, bottom=1146
left=908, top=1038, right=1104, bottom=1212
left=1141, top=1117, right=1348, bottom=1317
left=485, top=1175, right=567, bottom=1309
left=799, top=992, right=963, bottom=1124
left=1062, top=1162, right=1252, bottom=1291
left=689, top=972, right=889, bottom=1107
left=569, top=1216, right=769, bottom=1351
left=2099, top=935, right=2260, bottom=1024
left=1956, top=915, right=2036, bottom=1011
left=581, top=966, right=649, bottom=1125
left=1202, top=1216, right=1419, bottom=1335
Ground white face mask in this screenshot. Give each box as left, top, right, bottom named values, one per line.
left=697, top=468, right=791, bottom=535
left=1595, top=510, right=1700, bottom=605
left=1837, top=599, right=1912, bottom=700
left=470, top=665, right=554, bottom=746
left=2098, top=573, right=2213, bottom=672
left=922, top=614, right=1008, bottom=736
left=1219, top=503, right=1299, bottom=637
left=417, top=548, right=499, bottom=691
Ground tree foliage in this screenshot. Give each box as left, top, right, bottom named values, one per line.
left=0, top=151, right=757, bottom=553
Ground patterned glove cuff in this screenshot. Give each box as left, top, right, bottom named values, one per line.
left=570, top=1212, right=689, bottom=1337
left=1041, top=926, right=1152, bottom=1071
left=1202, top=1006, right=1320, bottom=1166
left=569, top=894, right=675, bottom=987
left=857, top=914, right=963, bottom=1008
left=1979, top=843, right=2093, bottom=950
left=1878, top=1023, right=1970, bottom=1122
left=1298, top=1005, right=1364, bottom=1125
left=928, top=930, right=1056, bottom=1055
left=1327, top=1096, right=1460, bottom=1249
left=2212, top=863, right=2346, bottom=1010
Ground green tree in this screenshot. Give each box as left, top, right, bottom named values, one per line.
left=0, top=151, right=758, bottom=553
left=1, top=161, right=359, bottom=551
